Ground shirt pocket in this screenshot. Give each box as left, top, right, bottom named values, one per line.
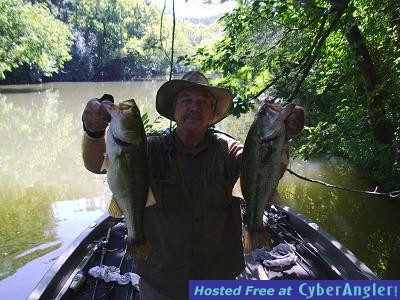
left=154, top=177, right=182, bottom=209
left=207, top=176, right=233, bottom=213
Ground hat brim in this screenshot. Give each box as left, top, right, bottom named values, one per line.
left=156, top=79, right=233, bottom=125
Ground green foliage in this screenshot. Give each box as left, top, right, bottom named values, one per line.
left=67, top=0, right=223, bottom=79
left=141, top=112, right=164, bottom=136
left=0, top=0, right=73, bottom=79
left=191, top=0, right=399, bottom=189
left=1, top=0, right=222, bottom=81
left=72, top=0, right=156, bottom=62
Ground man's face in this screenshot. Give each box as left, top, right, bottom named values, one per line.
left=174, top=87, right=215, bottom=134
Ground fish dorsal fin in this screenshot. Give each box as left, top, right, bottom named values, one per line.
left=108, top=196, right=124, bottom=217
left=118, top=102, right=132, bottom=110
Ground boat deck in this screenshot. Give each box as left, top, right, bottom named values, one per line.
left=28, top=205, right=376, bottom=300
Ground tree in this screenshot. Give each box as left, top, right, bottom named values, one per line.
left=191, top=0, right=399, bottom=189
left=0, top=0, right=73, bottom=80
left=70, top=0, right=168, bottom=79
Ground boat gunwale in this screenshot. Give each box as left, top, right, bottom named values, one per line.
left=280, top=205, right=377, bottom=279
left=27, top=213, right=114, bottom=300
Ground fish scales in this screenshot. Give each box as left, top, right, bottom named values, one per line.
left=102, top=99, right=151, bottom=257
left=241, top=101, right=294, bottom=253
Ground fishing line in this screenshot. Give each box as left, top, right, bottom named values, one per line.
left=159, top=0, right=176, bottom=131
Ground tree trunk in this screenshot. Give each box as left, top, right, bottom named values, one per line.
left=344, top=21, right=394, bottom=145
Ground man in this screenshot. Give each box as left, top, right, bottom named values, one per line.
left=82, top=71, right=245, bottom=300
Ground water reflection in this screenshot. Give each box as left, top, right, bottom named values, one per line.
left=279, top=158, right=400, bottom=278
left=0, top=185, right=57, bottom=281
left=0, top=86, right=109, bottom=283
left=0, top=197, right=106, bottom=299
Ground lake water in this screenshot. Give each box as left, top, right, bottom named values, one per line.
left=0, top=81, right=399, bottom=298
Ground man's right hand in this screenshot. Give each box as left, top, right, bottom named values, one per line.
left=82, top=98, right=111, bottom=133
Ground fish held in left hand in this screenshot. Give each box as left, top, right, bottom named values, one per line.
left=241, top=101, right=295, bottom=254
left=101, top=99, right=151, bottom=257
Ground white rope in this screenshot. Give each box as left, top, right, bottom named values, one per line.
left=88, top=265, right=140, bottom=290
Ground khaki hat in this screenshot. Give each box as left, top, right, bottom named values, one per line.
left=156, top=71, right=233, bottom=125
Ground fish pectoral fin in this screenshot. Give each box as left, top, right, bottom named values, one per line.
left=232, top=177, right=244, bottom=200
left=108, top=196, right=124, bottom=218
left=101, top=154, right=109, bottom=172
left=145, top=186, right=156, bottom=207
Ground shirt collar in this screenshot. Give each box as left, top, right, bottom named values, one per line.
left=168, top=129, right=212, bottom=156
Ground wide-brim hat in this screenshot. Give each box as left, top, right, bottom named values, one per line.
left=156, top=71, right=233, bottom=125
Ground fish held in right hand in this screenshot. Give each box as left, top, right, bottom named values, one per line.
left=102, top=99, right=152, bottom=257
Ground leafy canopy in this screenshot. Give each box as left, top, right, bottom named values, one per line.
left=191, top=0, right=399, bottom=189
left=0, top=0, right=73, bottom=79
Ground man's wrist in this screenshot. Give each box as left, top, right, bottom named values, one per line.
left=82, top=118, right=106, bottom=139
left=82, top=94, right=114, bottom=139
left=84, top=128, right=106, bottom=139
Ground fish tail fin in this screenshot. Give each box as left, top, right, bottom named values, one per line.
left=243, top=227, right=254, bottom=254
left=126, top=240, right=152, bottom=257
left=108, top=196, right=123, bottom=218
left=261, top=228, right=273, bottom=250
left=244, top=227, right=273, bottom=254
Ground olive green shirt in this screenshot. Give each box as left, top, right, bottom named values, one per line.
left=134, top=130, right=244, bottom=299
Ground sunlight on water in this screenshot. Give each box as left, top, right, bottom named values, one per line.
left=52, top=197, right=107, bottom=222
left=0, top=197, right=107, bottom=299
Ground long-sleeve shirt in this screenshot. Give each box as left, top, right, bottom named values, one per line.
left=133, top=130, right=244, bottom=299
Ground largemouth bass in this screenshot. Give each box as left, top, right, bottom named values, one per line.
left=241, top=101, right=295, bottom=253
left=101, top=99, right=151, bottom=257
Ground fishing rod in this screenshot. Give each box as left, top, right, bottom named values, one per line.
left=265, top=209, right=342, bottom=279
left=125, top=259, right=136, bottom=300
left=91, top=226, right=112, bottom=300
left=265, top=213, right=315, bottom=278
left=53, top=240, right=99, bottom=300
left=91, top=219, right=141, bottom=300
left=243, top=203, right=314, bottom=277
